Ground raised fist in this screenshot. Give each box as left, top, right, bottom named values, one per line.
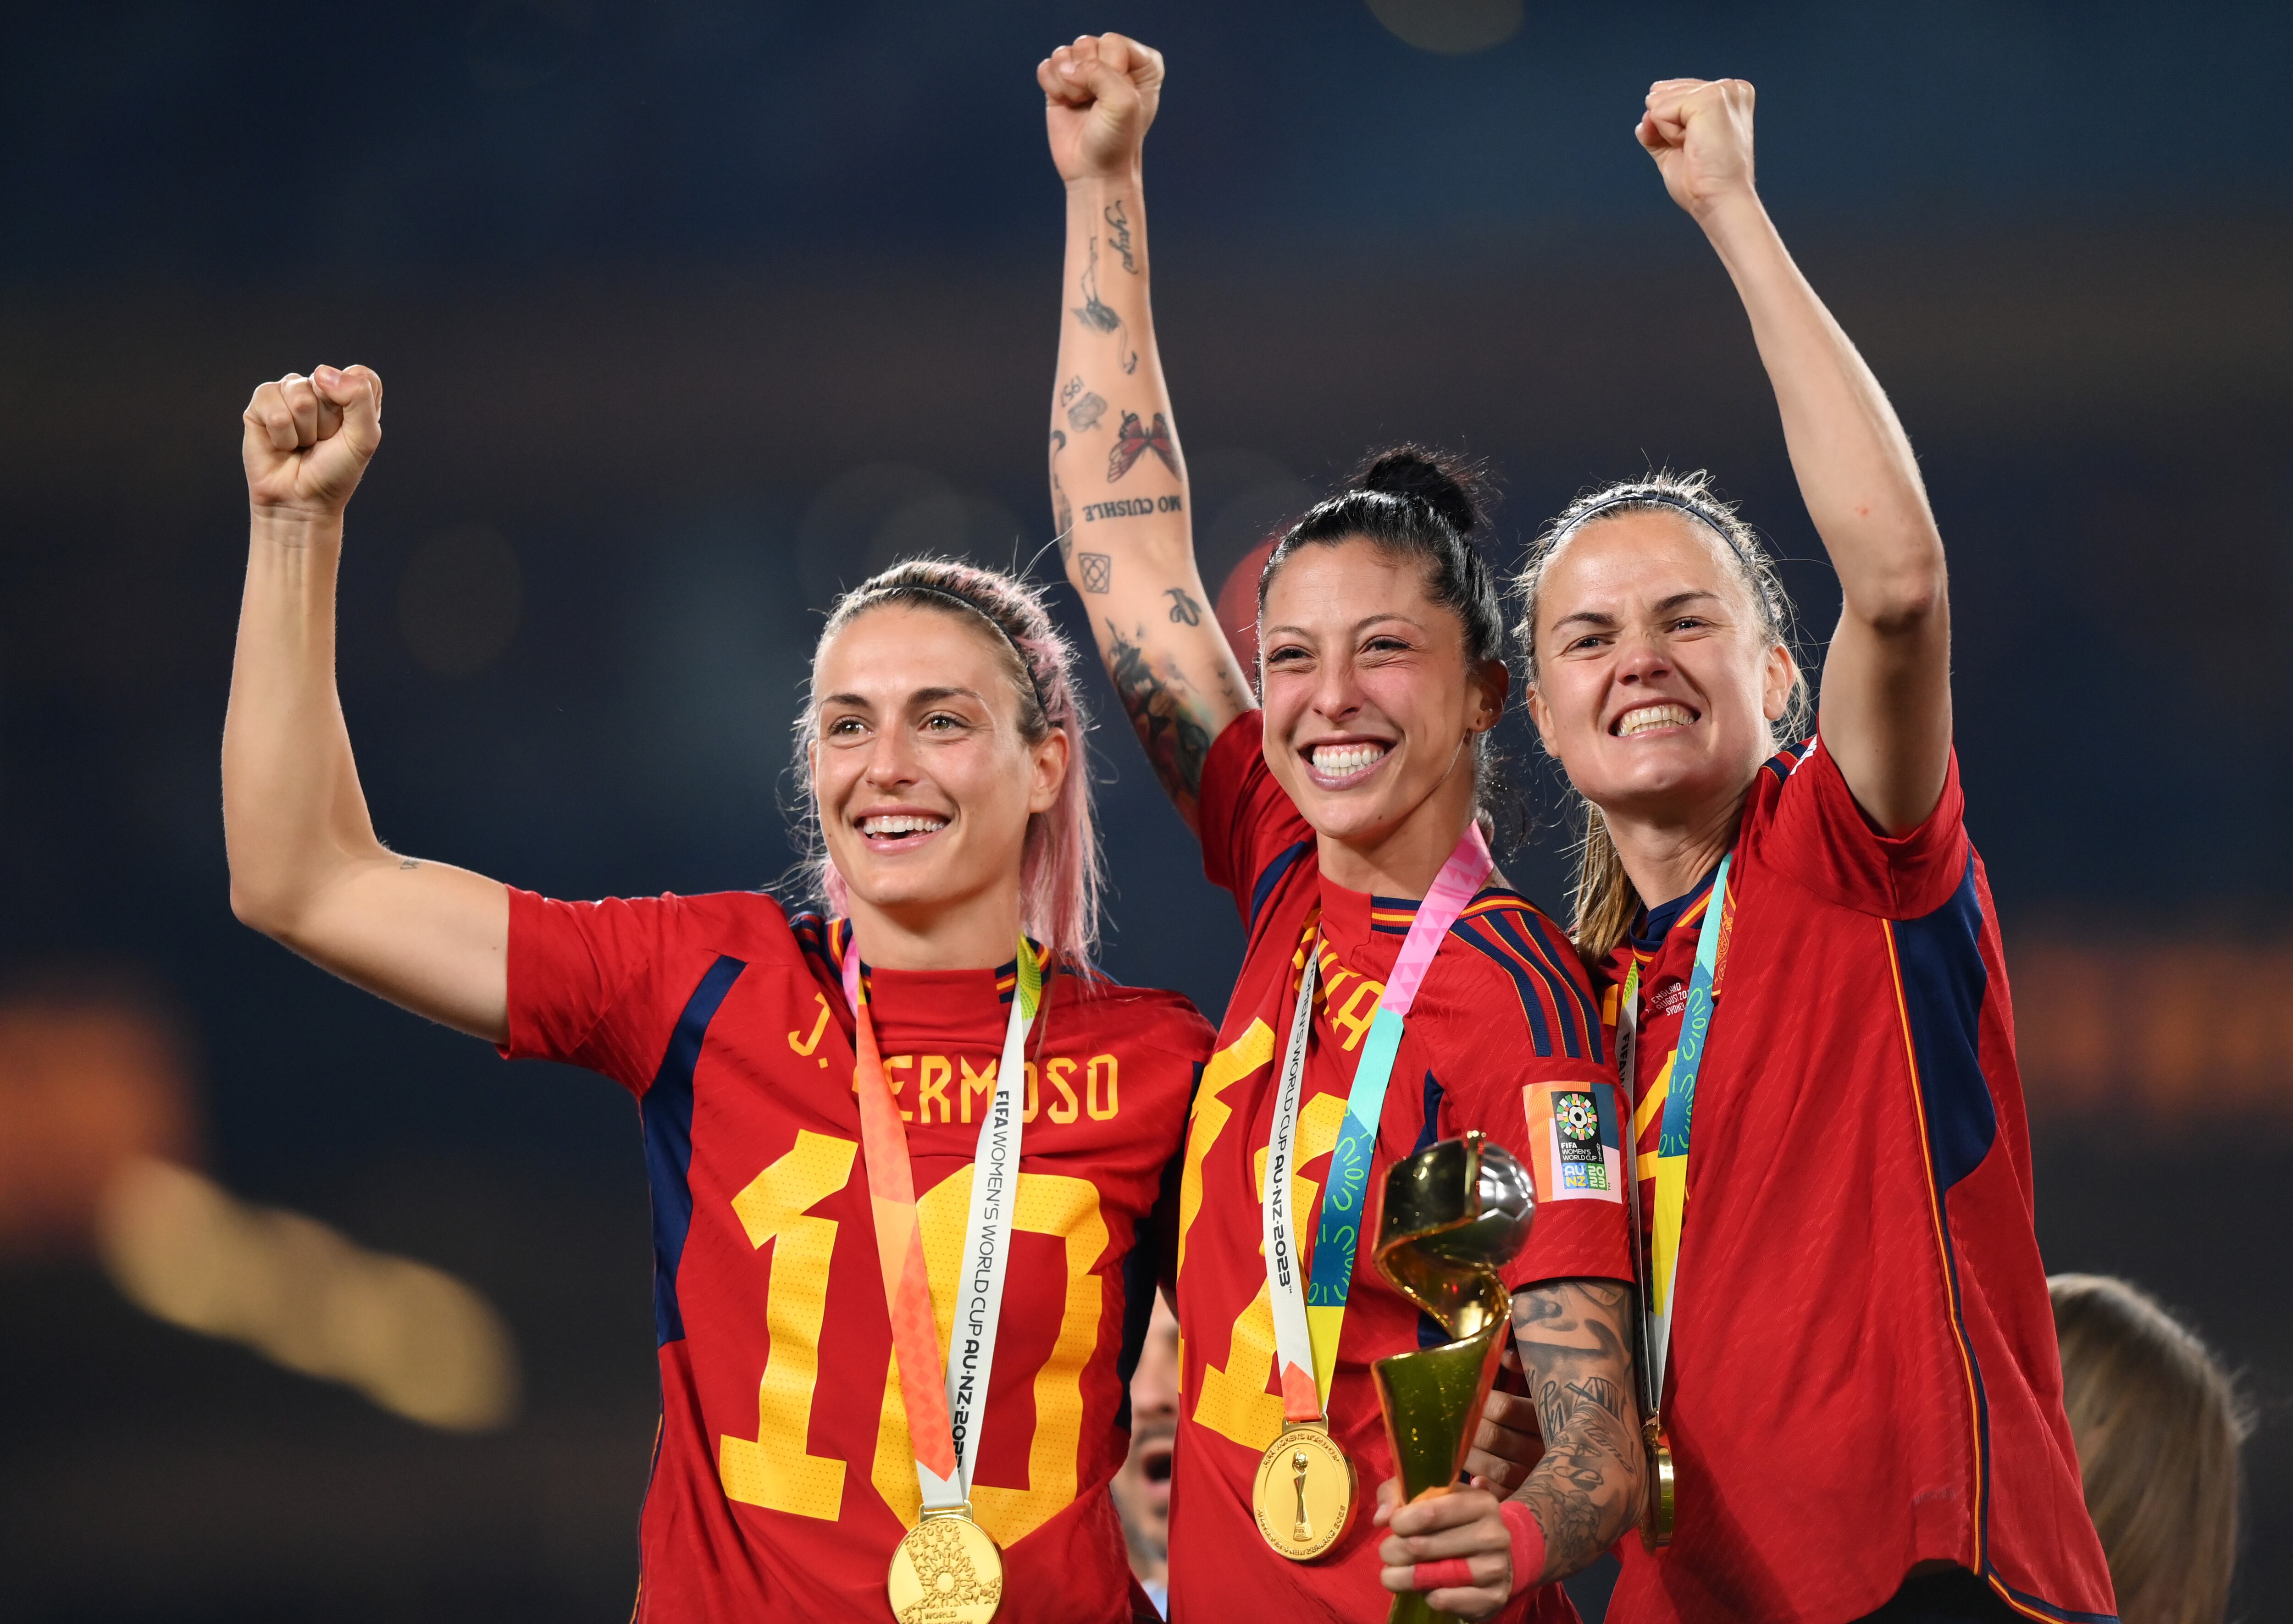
left=242, top=365, right=384, bottom=521
left=1039, top=33, right=1163, bottom=183
left=1637, top=78, right=1757, bottom=217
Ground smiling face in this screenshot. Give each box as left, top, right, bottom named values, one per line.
left=808, top=604, right=1067, bottom=931
left=1524, top=510, right=1795, bottom=827
left=1257, top=539, right=1505, bottom=864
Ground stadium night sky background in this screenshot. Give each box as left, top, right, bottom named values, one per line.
left=2, top=3, right=2288, bottom=1618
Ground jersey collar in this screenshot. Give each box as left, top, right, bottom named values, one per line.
left=1633, top=863, right=1722, bottom=956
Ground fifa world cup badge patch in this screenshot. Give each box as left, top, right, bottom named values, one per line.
left=1522, top=1083, right=1623, bottom=1204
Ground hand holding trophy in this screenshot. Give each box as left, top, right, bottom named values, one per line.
left=1369, top=1133, right=1535, bottom=1624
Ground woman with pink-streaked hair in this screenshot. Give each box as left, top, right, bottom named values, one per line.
left=222, top=364, right=1211, bottom=1621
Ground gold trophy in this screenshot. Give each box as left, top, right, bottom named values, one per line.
left=1370, top=1132, right=1535, bottom=1624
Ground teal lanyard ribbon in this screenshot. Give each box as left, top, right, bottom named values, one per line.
left=1275, top=828, right=1492, bottom=1410
left=1645, top=853, right=1732, bottom=1409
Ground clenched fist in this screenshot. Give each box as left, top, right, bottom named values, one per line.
left=1039, top=33, right=1163, bottom=183
left=1638, top=78, right=1758, bottom=218
left=242, top=365, right=384, bottom=522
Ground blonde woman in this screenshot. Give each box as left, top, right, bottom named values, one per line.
left=1512, top=79, right=2116, bottom=1624
left=2051, top=1275, right=2250, bottom=1624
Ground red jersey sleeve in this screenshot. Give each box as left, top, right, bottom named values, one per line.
left=501, top=887, right=731, bottom=1094
left=1197, top=709, right=1316, bottom=925
left=1756, top=735, right=1969, bottom=921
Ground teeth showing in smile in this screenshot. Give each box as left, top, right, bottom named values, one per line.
left=1616, top=704, right=1694, bottom=737
left=1310, top=742, right=1388, bottom=776
left=860, top=814, right=947, bottom=838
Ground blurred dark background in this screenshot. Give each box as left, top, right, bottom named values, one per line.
left=3, top=3, right=2287, bottom=1619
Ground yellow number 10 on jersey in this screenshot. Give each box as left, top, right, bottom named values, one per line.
left=714, top=1129, right=1108, bottom=1547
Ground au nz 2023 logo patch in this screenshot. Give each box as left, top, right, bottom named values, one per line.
left=1522, top=1083, right=1623, bottom=1205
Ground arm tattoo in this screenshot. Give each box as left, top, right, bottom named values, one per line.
left=1061, top=376, right=1106, bottom=432
left=1106, top=620, right=1213, bottom=817
left=1106, top=411, right=1178, bottom=483
left=1048, top=429, right=1073, bottom=559
left=1507, top=1280, right=1643, bottom=1583
left=1164, top=587, right=1202, bottom=625
left=1070, top=237, right=1138, bottom=373
left=1104, top=198, right=1137, bottom=272
left=1079, top=552, right=1112, bottom=594
left=398, top=856, right=419, bottom=870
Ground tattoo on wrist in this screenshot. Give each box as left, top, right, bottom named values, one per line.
left=1104, top=199, right=1137, bottom=273
left=1107, top=410, right=1178, bottom=483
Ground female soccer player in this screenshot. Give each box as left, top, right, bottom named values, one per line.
left=1512, top=81, right=2116, bottom=1622
left=1039, top=35, right=1641, bottom=1624
left=223, top=365, right=1211, bottom=1622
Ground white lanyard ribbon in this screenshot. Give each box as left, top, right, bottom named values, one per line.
left=1261, top=827, right=1494, bottom=1424
left=1261, top=937, right=1325, bottom=1420
left=844, top=938, right=1040, bottom=1511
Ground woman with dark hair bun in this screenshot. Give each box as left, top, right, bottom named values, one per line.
left=1512, top=79, right=2115, bottom=1624
left=1041, top=34, right=1639, bottom=1624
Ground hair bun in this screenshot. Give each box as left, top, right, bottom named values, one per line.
left=1353, top=445, right=1490, bottom=537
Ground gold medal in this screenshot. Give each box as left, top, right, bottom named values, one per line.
left=886, top=1511, right=1004, bottom=1624
left=1639, top=1417, right=1675, bottom=1549
left=1251, top=1421, right=1357, bottom=1560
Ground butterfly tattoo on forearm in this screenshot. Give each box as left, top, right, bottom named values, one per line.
left=1107, top=411, right=1178, bottom=483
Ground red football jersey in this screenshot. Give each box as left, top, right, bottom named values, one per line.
left=1604, top=740, right=2114, bottom=1624
left=502, top=888, right=1212, bottom=1623
left=1169, top=713, right=1633, bottom=1624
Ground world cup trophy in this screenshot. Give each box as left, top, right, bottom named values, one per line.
left=1370, top=1132, right=1535, bottom=1624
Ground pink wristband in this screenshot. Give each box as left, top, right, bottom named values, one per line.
left=1499, top=1501, right=1547, bottom=1597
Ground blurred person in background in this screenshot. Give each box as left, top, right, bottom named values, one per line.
left=1509, top=80, right=2114, bottom=1623
left=1111, top=1293, right=1178, bottom=1615
left=222, top=363, right=1214, bottom=1621
left=1041, top=34, right=1640, bottom=1624
left=2050, top=1275, right=2251, bottom=1624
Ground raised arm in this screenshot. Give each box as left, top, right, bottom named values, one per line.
left=224, top=366, right=510, bottom=1042
left=1644, top=79, right=1951, bottom=834
left=1039, top=34, right=1252, bottom=830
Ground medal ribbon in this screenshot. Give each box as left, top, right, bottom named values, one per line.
left=1264, top=826, right=1495, bottom=1423
left=1643, top=854, right=1732, bottom=1412
left=844, top=932, right=1043, bottom=1514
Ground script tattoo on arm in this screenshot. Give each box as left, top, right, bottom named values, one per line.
left=1164, top=586, right=1202, bottom=626
left=1105, top=620, right=1216, bottom=821
left=1507, top=1280, right=1644, bottom=1583
left=1104, top=198, right=1136, bottom=272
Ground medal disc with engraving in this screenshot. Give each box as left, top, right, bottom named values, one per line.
left=1252, top=1424, right=1357, bottom=1560
left=1639, top=1418, right=1676, bottom=1549
left=886, top=1514, right=1004, bottom=1624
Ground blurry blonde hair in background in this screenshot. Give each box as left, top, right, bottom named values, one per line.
left=2049, top=1274, right=2252, bottom=1624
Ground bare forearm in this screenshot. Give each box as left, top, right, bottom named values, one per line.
left=1508, top=1281, right=1644, bottom=1580
left=1699, top=193, right=1944, bottom=624
left=1049, top=170, right=1249, bottom=822
left=222, top=514, right=390, bottom=931
left=1699, top=190, right=1952, bottom=827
